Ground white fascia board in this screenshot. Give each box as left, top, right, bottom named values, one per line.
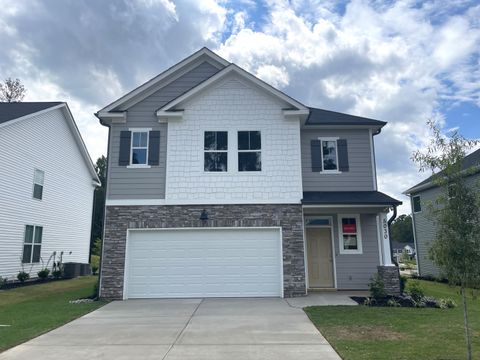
left=301, top=124, right=383, bottom=131
left=302, top=204, right=391, bottom=209
left=60, top=104, right=101, bottom=185
left=156, top=110, right=184, bottom=122
left=98, top=48, right=229, bottom=114
left=283, top=109, right=310, bottom=121
left=106, top=198, right=302, bottom=206
left=157, top=64, right=308, bottom=114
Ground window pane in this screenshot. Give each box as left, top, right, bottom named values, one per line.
left=204, top=152, right=227, bottom=172
left=25, top=225, right=34, bottom=243
left=132, top=132, right=141, bottom=147
left=342, top=218, right=357, bottom=234
left=413, top=196, right=421, bottom=212
left=139, top=132, right=148, bottom=147
left=216, top=132, right=228, bottom=150
left=22, top=245, right=32, bottom=263
left=238, top=131, right=249, bottom=150
left=32, top=245, right=41, bottom=263
left=132, top=148, right=147, bottom=164
left=34, top=226, right=43, bottom=243
left=238, top=152, right=261, bottom=171
left=306, top=218, right=330, bottom=226
left=204, top=132, right=215, bottom=150
left=322, top=140, right=338, bottom=170
left=34, top=169, right=44, bottom=185
left=250, top=131, right=261, bottom=150
left=33, top=184, right=43, bottom=200
left=343, top=235, right=358, bottom=250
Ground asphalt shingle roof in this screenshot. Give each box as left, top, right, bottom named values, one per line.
left=302, top=191, right=402, bottom=206
left=305, top=107, right=387, bottom=127
left=0, top=102, right=63, bottom=124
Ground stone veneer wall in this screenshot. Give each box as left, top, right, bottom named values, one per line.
left=377, top=265, right=401, bottom=296
left=100, top=204, right=305, bottom=299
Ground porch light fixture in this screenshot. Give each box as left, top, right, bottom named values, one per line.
left=200, top=209, right=209, bottom=222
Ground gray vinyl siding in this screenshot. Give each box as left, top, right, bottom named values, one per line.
left=412, top=173, right=480, bottom=277
left=107, top=61, right=220, bottom=200
left=301, top=129, right=375, bottom=191
left=333, top=214, right=380, bottom=289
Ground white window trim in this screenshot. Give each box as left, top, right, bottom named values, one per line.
left=338, top=214, right=363, bottom=254
left=203, top=131, right=229, bottom=172
left=23, top=224, right=43, bottom=264
left=238, top=130, right=262, bottom=172
left=129, top=128, right=151, bottom=167
left=32, top=168, right=44, bottom=201
left=412, top=195, right=422, bottom=213
left=317, top=137, right=341, bottom=174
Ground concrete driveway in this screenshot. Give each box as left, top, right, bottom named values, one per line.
left=0, top=298, right=340, bottom=360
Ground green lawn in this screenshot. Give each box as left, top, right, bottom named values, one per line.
left=0, top=276, right=106, bottom=352
left=305, top=280, right=480, bottom=360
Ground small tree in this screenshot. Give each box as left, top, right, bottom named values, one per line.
left=412, top=119, right=480, bottom=360
left=0, top=78, right=26, bottom=102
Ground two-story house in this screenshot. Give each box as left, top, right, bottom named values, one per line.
left=404, top=149, right=480, bottom=277
left=96, top=48, right=401, bottom=299
left=0, top=102, right=100, bottom=279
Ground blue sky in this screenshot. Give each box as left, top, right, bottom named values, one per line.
left=0, top=0, right=479, bottom=214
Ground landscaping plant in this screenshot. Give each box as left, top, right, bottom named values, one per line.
left=17, top=271, right=29, bottom=283
left=37, top=268, right=50, bottom=280
left=412, top=119, right=480, bottom=360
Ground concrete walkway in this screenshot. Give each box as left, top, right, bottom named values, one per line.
left=0, top=298, right=341, bottom=360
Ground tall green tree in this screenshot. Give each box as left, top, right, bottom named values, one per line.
left=91, top=156, right=107, bottom=253
left=412, top=120, right=480, bottom=360
left=390, top=214, right=414, bottom=243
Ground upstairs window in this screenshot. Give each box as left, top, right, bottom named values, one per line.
left=412, top=195, right=422, bottom=213
left=22, top=225, right=43, bottom=263
left=238, top=131, right=261, bottom=171
left=339, top=215, right=362, bottom=254
left=204, top=131, right=228, bottom=172
left=321, top=139, right=338, bottom=171
left=33, top=169, right=44, bottom=200
left=131, top=130, right=148, bottom=165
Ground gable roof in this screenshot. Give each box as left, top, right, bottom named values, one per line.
left=0, top=102, right=100, bottom=186
left=97, top=47, right=229, bottom=117
left=404, top=148, right=480, bottom=195
left=305, top=107, right=386, bottom=130
left=0, top=102, right=63, bottom=124
left=157, top=63, right=308, bottom=116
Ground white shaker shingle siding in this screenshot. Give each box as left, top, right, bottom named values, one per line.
left=0, top=108, right=94, bottom=279
left=165, top=75, right=303, bottom=204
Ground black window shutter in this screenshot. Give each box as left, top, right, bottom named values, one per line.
left=118, top=131, right=131, bottom=166
left=337, top=139, right=349, bottom=172
left=148, top=131, right=160, bottom=166
left=311, top=139, right=323, bottom=172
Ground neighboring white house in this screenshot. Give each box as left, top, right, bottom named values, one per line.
left=0, top=102, right=100, bottom=280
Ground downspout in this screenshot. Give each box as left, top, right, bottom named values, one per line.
left=387, top=205, right=398, bottom=265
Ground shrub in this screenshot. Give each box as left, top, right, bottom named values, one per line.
left=90, top=255, right=100, bottom=275
left=52, top=270, right=62, bottom=279
left=387, top=298, right=401, bottom=307
left=406, top=280, right=424, bottom=301
left=415, top=298, right=427, bottom=308
left=369, top=273, right=387, bottom=299
left=439, top=298, right=457, bottom=309
left=37, top=268, right=50, bottom=280
left=423, top=296, right=439, bottom=308
left=0, top=276, right=7, bottom=289
left=400, top=275, right=407, bottom=293
left=17, top=271, right=29, bottom=283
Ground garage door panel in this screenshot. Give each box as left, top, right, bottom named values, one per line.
left=126, top=228, right=282, bottom=298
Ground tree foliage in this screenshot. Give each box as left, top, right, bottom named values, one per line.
left=90, top=156, right=107, bottom=253
left=390, top=214, right=414, bottom=243
left=0, top=78, right=26, bottom=102
left=412, top=119, right=480, bottom=360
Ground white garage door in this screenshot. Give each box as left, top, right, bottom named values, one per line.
left=125, top=228, right=283, bottom=298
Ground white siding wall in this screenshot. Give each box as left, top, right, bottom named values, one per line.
left=0, top=108, right=95, bottom=279
left=165, top=75, right=303, bottom=204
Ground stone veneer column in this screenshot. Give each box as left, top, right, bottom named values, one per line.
left=377, top=265, right=401, bottom=296
left=100, top=204, right=305, bottom=300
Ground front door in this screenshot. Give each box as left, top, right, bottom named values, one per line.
left=306, top=228, right=334, bottom=288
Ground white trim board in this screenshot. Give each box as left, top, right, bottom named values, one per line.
left=106, top=199, right=302, bottom=206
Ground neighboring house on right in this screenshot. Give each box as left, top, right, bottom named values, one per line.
left=404, top=149, right=480, bottom=277
left=391, top=241, right=415, bottom=263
